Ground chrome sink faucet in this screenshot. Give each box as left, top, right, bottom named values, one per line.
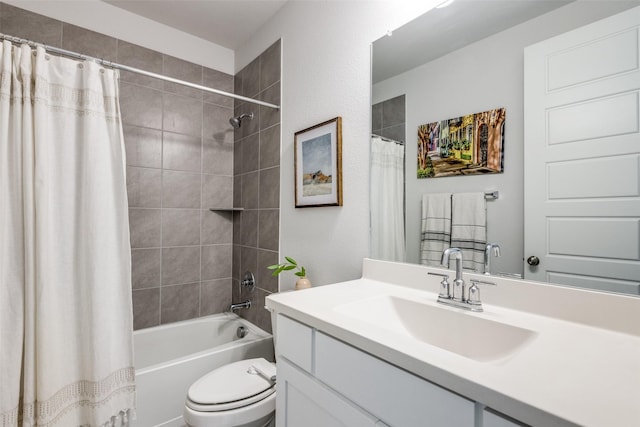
left=441, top=247, right=465, bottom=302
left=428, top=247, right=496, bottom=312
left=484, top=243, right=501, bottom=275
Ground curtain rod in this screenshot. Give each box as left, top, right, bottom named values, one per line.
left=0, top=33, right=280, bottom=110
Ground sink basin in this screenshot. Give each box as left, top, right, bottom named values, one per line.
left=335, top=295, right=536, bottom=362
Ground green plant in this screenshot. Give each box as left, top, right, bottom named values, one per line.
left=267, top=256, right=306, bottom=278
left=417, top=168, right=434, bottom=178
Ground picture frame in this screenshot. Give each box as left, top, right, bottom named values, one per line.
left=294, top=117, right=343, bottom=207
left=417, top=107, right=506, bottom=179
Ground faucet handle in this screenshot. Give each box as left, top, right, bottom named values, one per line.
left=428, top=272, right=450, bottom=298
left=470, top=279, right=497, bottom=286
left=467, top=279, right=497, bottom=306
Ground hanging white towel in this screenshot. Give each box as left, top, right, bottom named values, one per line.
left=451, top=192, right=487, bottom=272
left=420, top=193, right=452, bottom=266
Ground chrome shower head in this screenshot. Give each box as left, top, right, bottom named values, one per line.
left=229, top=112, right=254, bottom=128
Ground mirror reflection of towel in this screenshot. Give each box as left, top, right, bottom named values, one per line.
left=420, top=193, right=451, bottom=266
left=451, top=192, right=487, bottom=272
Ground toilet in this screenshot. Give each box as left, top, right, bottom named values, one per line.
left=184, top=313, right=277, bottom=427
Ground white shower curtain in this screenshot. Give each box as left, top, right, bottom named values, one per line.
left=370, top=136, right=406, bottom=262
left=0, top=42, right=135, bottom=426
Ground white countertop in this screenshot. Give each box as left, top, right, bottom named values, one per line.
left=266, top=259, right=640, bottom=427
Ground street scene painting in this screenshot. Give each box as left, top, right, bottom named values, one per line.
left=294, top=117, right=343, bottom=207
left=417, top=107, right=505, bottom=178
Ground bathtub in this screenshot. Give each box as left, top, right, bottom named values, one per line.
left=133, top=313, right=274, bottom=427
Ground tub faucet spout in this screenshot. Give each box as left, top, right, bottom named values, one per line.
left=230, top=300, right=251, bottom=312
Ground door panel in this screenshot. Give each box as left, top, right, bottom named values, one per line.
left=547, top=155, right=639, bottom=199
left=546, top=27, right=639, bottom=90
left=524, top=6, right=640, bottom=293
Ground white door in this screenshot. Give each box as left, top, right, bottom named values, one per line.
left=524, top=6, right=640, bottom=294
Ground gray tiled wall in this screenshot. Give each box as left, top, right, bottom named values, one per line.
left=232, top=40, right=281, bottom=334
left=372, top=94, right=406, bottom=143
left=1, top=3, right=281, bottom=331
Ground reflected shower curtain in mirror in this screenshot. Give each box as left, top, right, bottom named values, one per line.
left=0, top=42, right=135, bottom=426
left=370, top=136, right=405, bottom=262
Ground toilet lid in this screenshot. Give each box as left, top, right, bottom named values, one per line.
left=187, top=358, right=275, bottom=409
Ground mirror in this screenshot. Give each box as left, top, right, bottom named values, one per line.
left=371, top=0, right=640, bottom=295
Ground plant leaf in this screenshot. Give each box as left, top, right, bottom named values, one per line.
left=284, top=256, right=297, bottom=266
left=282, top=265, right=295, bottom=271
left=267, top=264, right=279, bottom=270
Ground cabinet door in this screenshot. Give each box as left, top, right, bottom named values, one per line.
left=276, top=358, right=379, bottom=427
left=315, top=332, right=475, bottom=427
left=277, top=314, right=313, bottom=372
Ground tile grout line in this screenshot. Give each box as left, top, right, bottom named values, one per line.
left=158, top=52, right=165, bottom=327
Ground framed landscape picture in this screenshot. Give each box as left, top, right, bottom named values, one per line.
left=417, top=107, right=505, bottom=178
left=294, top=117, right=343, bottom=207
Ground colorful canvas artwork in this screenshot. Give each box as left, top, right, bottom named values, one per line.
left=417, top=108, right=505, bottom=178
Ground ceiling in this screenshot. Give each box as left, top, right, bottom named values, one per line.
left=372, top=0, right=573, bottom=84
left=104, top=0, right=289, bottom=50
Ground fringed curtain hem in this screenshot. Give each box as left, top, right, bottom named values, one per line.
left=19, top=367, right=135, bottom=427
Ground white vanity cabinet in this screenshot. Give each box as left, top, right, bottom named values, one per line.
left=276, top=314, right=475, bottom=427
left=268, top=258, right=640, bottom=427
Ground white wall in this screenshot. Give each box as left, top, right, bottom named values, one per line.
left=372, top=1, right=636, bottom=275
left=237, top=1, right=440, bottom=289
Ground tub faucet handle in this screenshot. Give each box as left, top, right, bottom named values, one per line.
left=241, top=271, right=255, bottom=290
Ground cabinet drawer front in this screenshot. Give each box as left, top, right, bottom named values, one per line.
left=277, top=359, right=379, bottom=427
left=315, top=332, right=475, bottom=427
left=276, top=314, right=313, bottom=372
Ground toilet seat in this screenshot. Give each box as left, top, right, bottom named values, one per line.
left=186, top=358, right=276, bottom=413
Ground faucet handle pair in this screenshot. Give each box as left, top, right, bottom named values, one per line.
left=428, top=271, right=497, bottom=312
